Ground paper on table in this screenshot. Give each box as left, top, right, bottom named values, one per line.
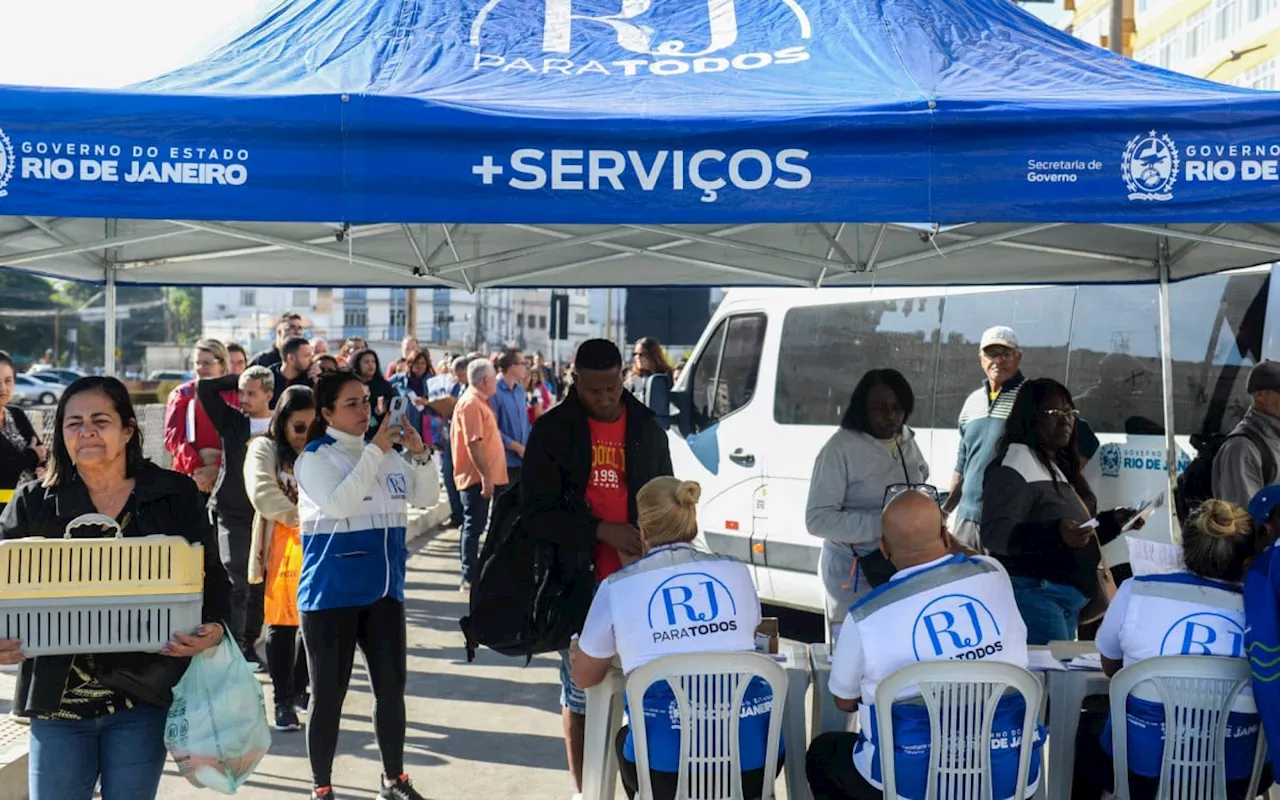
left=1128, top=536, right=1184, bottom=576
left=1067, top=653, right=1103, bottom=670
left=1027, top=650, right=1066, bottom=672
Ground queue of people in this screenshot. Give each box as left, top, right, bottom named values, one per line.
left=8, top=316, right=1280, bottom=800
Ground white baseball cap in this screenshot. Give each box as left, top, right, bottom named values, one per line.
left=980, top=326, right=1020, bottom=351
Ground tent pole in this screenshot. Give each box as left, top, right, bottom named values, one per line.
left=1157, top=239, right=1178, bottom=538
left=104, top=261, right=118, bottom=377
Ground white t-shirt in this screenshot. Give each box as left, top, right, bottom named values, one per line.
left=1094, top=573, right=1257, bottom=779
left=249, top=416, right=271, bottom=437
left=578, top=543, right=772, bottom=771
left=829, top=553, right=1040, bottom=800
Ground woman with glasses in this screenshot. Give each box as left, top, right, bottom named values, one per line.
left=982, top=378, right=1141, bottom=644
left=629, top=337, right=675, bottom=430
left=294, top=370, right=435, bottom=800
left=805, top=369, right=929, bottom=630
left=244, top=385, right=315, bottom=733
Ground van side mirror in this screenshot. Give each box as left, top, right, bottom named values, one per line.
left=670, top=388, right=694, bottom=437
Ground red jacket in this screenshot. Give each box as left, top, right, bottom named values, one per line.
left=163, top=380, right=240, bottom=476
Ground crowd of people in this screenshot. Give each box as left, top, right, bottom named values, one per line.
left=4, top=308, right=1280, bottom=800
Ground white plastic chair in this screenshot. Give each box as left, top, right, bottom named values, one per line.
left=874, top=660, right=1043, bottom=800
left=1108, top=655, right=1268, bottom=800
left=624, top=652, right=788, bottom=800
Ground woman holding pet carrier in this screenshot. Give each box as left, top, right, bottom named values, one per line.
left=0, top=376, right=230, bottom=800
left=295, top=369, right=436, bottom=800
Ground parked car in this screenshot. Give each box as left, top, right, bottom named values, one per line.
left=147, top=370, right=191, bottom=382
left=27, top=367, right=86, bottom=385
left=12, top=375, right=63, bottom=407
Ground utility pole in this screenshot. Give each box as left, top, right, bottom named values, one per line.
left=52, top=310, right=59, bottom=367
left=163, top=286, right=173, bottom=342
left=1108, top=0, right=1132, bottom=55
left=605, top=289, right=613, bottom=342
left=406, top=288, right=418, bottom=342
left=473, top=289, right=484, bottom=351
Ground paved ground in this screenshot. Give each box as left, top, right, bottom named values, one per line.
left=158, top=526, right=583, bottom=800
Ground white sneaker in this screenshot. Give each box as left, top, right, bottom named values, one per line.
left=571, top=794, right=583, bottom=800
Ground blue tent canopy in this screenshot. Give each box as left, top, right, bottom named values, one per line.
left=2, top=0, right=1279, bottom=225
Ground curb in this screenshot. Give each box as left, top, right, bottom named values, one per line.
left=0, top=500, right=455, bottom=800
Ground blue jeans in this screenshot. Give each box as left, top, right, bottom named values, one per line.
left=460, top=484, right=490, bottom=583
left=1011, top=576, right=1089, bottom=645
left=29, top=704, right=169, bottom=800
left=440, top=445, right=464, bottom=524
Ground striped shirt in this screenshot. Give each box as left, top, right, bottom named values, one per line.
left=954, top=372, right=1025, bottom=522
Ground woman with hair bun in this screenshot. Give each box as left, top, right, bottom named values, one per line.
left=1077, top=498, right=1270, bottom=800
left=569, top=477, right=783, bottom=800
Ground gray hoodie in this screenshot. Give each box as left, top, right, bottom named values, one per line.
left=806, top=427, right=929, bottom=609
left=1212, top=407, right=1280, bottom=509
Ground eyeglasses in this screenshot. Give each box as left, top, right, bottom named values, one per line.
left=1043, top=408, right=1081, bottom=420
left=291, top=423, right=308, bottom=434
left=982, top=347, right=1018, bottom=361
left=883, top=483, right=940, bottom=510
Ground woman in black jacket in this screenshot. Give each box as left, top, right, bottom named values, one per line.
left=0, top=352, right=46, bottom=512
left=0, top=377, right=231, bottom=800
left=348, top=349, right=398, bottom=434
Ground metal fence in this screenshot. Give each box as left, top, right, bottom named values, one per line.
left=30, top=403, right=172, bottom=469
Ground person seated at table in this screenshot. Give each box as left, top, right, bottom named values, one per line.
left=806, top=487, right=1043, bottom=800
left=569, top=477, right=782, bottom=800
left=1077, top=499, right=1270, bottom=800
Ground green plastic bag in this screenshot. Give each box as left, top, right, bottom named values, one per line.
left=164, top=634, right=272, bottom=794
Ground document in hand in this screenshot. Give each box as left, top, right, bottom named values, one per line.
left=1127, top=536, right=1184, bottom=576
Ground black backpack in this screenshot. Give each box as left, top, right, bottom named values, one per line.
left=458, top=482, right=595, bottom=663
left=1175, top=429, right=1276, bottom=523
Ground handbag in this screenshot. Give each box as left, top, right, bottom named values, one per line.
left=1067, top=486, right=1118, bottom=624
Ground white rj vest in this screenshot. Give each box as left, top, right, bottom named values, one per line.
left=843, top=554, right=1039, bottom=800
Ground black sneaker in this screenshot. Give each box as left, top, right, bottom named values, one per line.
left=273, top=707, right=302, bottom=732
left=379, top=774, right=426, bottom=800
left=293, top=692, right=310, bottom=714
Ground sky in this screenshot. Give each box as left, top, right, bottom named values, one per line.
left=0, top=0, right=276, bottom=88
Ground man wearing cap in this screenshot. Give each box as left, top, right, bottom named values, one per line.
left=942, top=326, right=1028, bottom=550
left=1213, top=360, right=1280, bottom=509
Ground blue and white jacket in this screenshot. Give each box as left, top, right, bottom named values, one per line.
left=295, top=427, right=435, bottom=612
left=1246, top=542, right=1280, bottom=772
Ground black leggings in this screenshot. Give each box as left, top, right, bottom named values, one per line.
left=806, top=732, right=882, bottom=800
left=300, top=598, right=408, bottom=788
left=265, top=624, right=309, bottom=709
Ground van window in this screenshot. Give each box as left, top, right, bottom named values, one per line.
left=688, top=314, right=766, bottom=430
left=774, top=298, right=944, bottom=427
left=1067, top=285, right=1163, bottom=436
left=932, top=288, right=1074, bottom=426
left=1169, top=272, right=1268, bottom=436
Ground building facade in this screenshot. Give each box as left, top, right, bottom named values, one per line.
left=1070, top=0, right=1280, bottom=86
left=202, top=286, right=613, bottom=362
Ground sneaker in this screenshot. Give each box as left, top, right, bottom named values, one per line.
left=379, top=774, right=426, bottom=800
left=311, top=787, right=335, bottom=799
left=273, top=707, right=302, bottom=732
left=293, top=692, right=310, bottom=714
left=459, top=580, right=471, bottom=593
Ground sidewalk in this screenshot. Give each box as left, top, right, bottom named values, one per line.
left=158, top=525, right=581, bottom=799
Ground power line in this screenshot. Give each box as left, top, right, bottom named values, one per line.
left=0, top=298, right=167, bottom=320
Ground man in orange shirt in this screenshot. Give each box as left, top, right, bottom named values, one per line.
left=452, top=358, right=509, bottom=591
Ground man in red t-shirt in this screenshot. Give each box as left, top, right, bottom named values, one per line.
left=520, top=339, right=673, bottom=799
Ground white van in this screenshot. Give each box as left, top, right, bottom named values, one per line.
left=666, top=269, right=1277, bottom=613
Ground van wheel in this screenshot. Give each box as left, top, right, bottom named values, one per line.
left=38, top=393, right=55, bottom=406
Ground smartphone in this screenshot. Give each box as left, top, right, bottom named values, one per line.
left=387, top=396, right=409, bottom=429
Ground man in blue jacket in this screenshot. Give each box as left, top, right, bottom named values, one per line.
left=489, top=349, right=532, bottom=492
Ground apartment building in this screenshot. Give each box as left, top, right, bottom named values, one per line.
left=1071, top=0, right=1280, bottom=85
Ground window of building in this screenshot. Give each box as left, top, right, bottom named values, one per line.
left=1215, top=0, right=1241, bottom=41
left=1157, top=23, right=1186, bottom=68
left=1074, top=4, right=1111, bottom=46
left=1233, top=57, right=1279, bottom=88
left=343, top=308, right=368, bottom=336
left=689, top=314, right=767, bottom=431
left=517, top=313, right=525, bottom=327
left=1185, top=8, right=1211, bottom=58
left=1134, top=43, right=1159, bottom=64
left=239, top=289, right=256, bottom=307
left=292, top=289, right=310, bottom=308
left=574, top=313, right=586, bottom=325
left=539, top=315, right=548, bottom=329
left=1246, top=0, right=1276, bottom=23
left=774, top=297, right=945, bottom=427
